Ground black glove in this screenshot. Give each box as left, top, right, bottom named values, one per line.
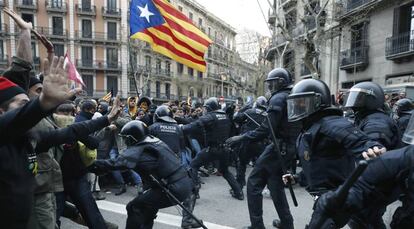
left=87, top=161, right=108, bottom=176
left=225, top=135, right=245, bottom=148
left=307, top=191, right=350, bottom=229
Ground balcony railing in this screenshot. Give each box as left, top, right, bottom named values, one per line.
left=147, top=92, right=176, bottom=101
left=336, top=0, right=378, bottom=18
left=75, top=4, right=96, bottom=16
left=15, top=0, right=38, bottom=11
left=74, top=31, right=120, bottom=43
left=46, top=0, right=67, bottom=13
left=34, top=26, right=68, bottom=39
left=345, top=0, right=375, bottom=12
left=340, top=45, right=369, bottom=70
left=102, top=7, right=121, bottom=19
left=76, top=59, right=122, bottom=71
left=138, top=65, right=173, bottom=78
left=386, top=31, right=414, bottom=60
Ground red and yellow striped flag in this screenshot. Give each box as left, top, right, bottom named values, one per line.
left=130, top=0, right=212, bottom=72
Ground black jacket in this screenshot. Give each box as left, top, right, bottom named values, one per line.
left=0, top=99, right=49, bottom=228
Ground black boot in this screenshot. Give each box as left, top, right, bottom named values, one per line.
left=273, top=219, right=281, bottom=228
left=230, top=189, right=244, bottom=200
left=115, top=184, right=127, bottom=196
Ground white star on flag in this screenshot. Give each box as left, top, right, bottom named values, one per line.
left=138, top=4, right=154, bottom=23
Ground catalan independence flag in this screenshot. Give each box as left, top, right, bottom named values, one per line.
left=130, top=0, right=212, bottom=72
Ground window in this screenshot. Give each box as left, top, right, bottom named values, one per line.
left=81, top=46, right=93, bottom=66
left=82, top=0, right=91, bottom=10
left=51, top=0, right=63, bottom=8
left=178, top=6, right=183, bottom=12
left=21, top=13, right=34, bottom=25
left=129, top=78, right=137, bottom=92
left=283, top=50, right=295, bottom=75
left=107, top=22, right=117, bottom=40
left=156, top=81, right=161, bottom=98
left=189, top=88, right=194, bottom=97
left=0, top=41, right=4, bottom=59
left=31, top=42, right=37, bottom=60
left=177, top=63, right=183, bottom=74
left=22, top=0, right=33, bottom=5
left=285, top=10, right=297, bottom=32
left=146, top=80, right=151, bottom=96
left=82, top=75, right=93, bottom=96
left=106, top=48, right=118, bottom=68
left=52, top=17, right=63, bottom=36
left=189, top=12, right=193, bottom=21
left=156, top=59, right=161, bottom=74
left=198, top=18, right=203, bottom=27
left=187, top=67, right=194, bottom=76
left=107, top=76, right=118, bottom=96
left=82, top=20, right=92, bottom=38
left=208, top=27, right=211, bottom=37
left=145, top=56, right=151, bottom=71
left=54, top=44, right=64, bottom=57
left=165, top=83, right=170, bottom=99
left=197, top=89, right=202, bottom=98
left=198, top=71, right=203, bottom=79
left=165, top=61, right=171, bottom=76
left=107, top=0, right=117, bottom=11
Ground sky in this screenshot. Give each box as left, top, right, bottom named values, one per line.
left=194, top=0, right=272, bottom=37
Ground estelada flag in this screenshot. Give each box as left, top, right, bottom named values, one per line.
left=130, top=0, right=212, bottom=72
left=64, top=53, right=85, bottom=87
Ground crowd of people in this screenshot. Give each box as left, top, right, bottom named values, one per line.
left=1, top=6, right=414, bottom=229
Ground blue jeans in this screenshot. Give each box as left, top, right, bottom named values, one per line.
left=64, top=175, right=107, bottom=229
left=109, top=148, right=142, bottom=185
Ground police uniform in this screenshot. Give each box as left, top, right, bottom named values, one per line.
left=149, top=122, right=185, bottom=156
left=354, top=110, right=400, bottom=150
left=242, top=88, right=298, bottom=229
left=91, top=122, right=192, bottom=229
left=183, top=108, right=243, bottom=199
left=309, top=145, right=414, bottom=229
left=233, top=106, right=268, bottom=187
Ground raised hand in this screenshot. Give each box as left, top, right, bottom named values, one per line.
left=32, top=30, right=54, bottom=52
left=107, top=95, right=122, bottom=123
left=39, top=57, right=82, bottom=111
left=3, top=7, right=32, bottom=30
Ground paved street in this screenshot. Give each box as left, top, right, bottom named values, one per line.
left=62, top=167, right=399, bottom=229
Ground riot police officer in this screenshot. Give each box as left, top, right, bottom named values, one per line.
left=227, top=68, right=299, bottom=229
left=286, top=79, right=385, bottom=228
left=345, top=82, right=400, bottom=150
left=149, top=105, right=185, bottom=156
left=394, top=98, right=414, bottom=142
left=233, top=96, right=268, bottom=187
left=309, top=113, right=414, bottom=229
left=182, top=97, right=244, bottom=200
left=89, top=121, right=193, bottom=229
left=148, top=105, right=201, bottom=229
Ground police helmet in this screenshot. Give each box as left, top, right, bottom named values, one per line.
left=203, top=97, right=220, bottom=112
left=254, top=96, right=267, bottom=109
left=154, top=105, right=176, bottom=123
left=119, top=120, right=149, bottom=146
left=344, top=82, right=384, bottom=111
left=265, top=68, right=293, bottom=93
left=395, top=98, right=414, bottom=115
left=287, top=79, right=331, bottom=122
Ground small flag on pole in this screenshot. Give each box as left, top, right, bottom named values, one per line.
left=129, top=0, right=212, bottom=72
left=102, top=91, right=112, bottom=102
left=64, top=53, right=85, bottom=87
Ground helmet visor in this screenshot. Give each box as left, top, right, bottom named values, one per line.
left=344, top=88, right=376, bottom=108
left=265, top=79, right=283, bottom=93
left=402, top=113, right=414, bottom=145
left=287, top=93, right=320, bottom=122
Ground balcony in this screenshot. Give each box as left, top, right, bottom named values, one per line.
left=102, top=7, right=121, bottom=19
left=74, top=31, right=120, bottom=44
left=15, top=0, right=38, bottom=12
left=340, top=45, right=369, bottom=71
left=76, top=59, right=122, bottom=71
left=138, top=65, right=173, bottom=79
left=300, top=64, right=312, bottom=78
left=35, top=26, right=68, bottom=40
left=336, top=0, right=382, bottom=19
left=148, top=92, right=176, bottom=101
left=75, top=4, right=96, bottom=17
left=0, top=23, right=8, bottom=36
left=46, top=0, right=67, bottom=14
left=386, top=31, right=414, bottom=60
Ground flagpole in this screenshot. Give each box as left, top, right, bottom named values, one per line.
left=129, top=39, right=140, bottom=97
